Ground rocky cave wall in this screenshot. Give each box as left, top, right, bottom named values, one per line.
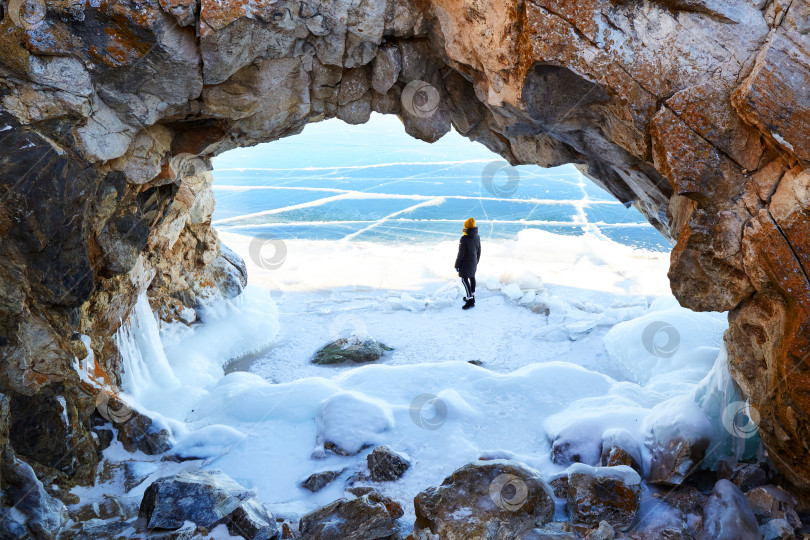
left=0, top=0, right=809, bottom=511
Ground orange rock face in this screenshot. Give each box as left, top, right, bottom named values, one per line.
left=1, top=0, right=810, bottom=510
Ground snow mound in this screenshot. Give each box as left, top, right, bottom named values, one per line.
left=315, top=391, right=395, bottom=455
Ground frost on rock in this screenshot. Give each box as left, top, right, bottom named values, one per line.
left=701, top=479, right=759, bottom=540
left=566, top=463, right=641, bottom=531
left=298, top=490, right=401, bottom=540
left=413, top=460, right=555, bottom=540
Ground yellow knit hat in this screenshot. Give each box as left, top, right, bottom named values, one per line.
left=464, top=217, right=476, bottom=229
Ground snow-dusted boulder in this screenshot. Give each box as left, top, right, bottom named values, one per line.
left=600, top=428, right=643, bottom=475
left=644, top=395, right=712, bottom=486
left=700, top=479, right=759, bottom=540
left=315, top=391, right=394, bottom=456
left=413, top=460, right=555, bottom=539
left=139, top=469, right=279, bottom=539
left=298, top=490, right=402, bottom=540
left=300, top=469, right=345, bottom=493
left=566, top=463, right=641, bottom=531
left=367, top=445, right=410, bottom=482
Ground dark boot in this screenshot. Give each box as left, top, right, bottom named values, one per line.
left=462, top=297, right=475, bottom=310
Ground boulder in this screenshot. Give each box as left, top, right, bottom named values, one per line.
left=599, top=429, right=642, bottom=475
left=759, top=518, right=794, bottom=540
left=716, top=460, right=768, bottom=492
left=700, top=479, right=759, bottom=540
left=367, top=445, right=410, bottom=482
left=744, top=485, right=801, bottom=530
left=0, top=450, right=68, bottom=539
left=567, top=464, right=641, bottom=531
left=300, top=469, right=345, bottom=493
left=117, top=410, right=172, bottom=455
left=298, top=490, right=402, bottom=539
left=586, top=521, right=615, bottom=540
left=646, top=436, right=708, bottom=486
left=139, top=469, right=279, bottom=539
left=413, top=460, right=555, bottom=539
left=311, top=338, right=394, bottom=365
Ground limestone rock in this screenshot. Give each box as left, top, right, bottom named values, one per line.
left=3, top=0, right=810, bottom=504
left=413, top=460, right=555, bottom=539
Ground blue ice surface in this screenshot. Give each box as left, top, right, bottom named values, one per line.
left=212, top=114, right=672, bottom=252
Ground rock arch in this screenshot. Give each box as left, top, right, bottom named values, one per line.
left=0, top=0, right=809, bottom=498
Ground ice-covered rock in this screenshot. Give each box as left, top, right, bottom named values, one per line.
left=139, top=469, right=279, bottom=539
left=413, top=460, right=555, bottom=539
left=759, top=518, right=794, bottom=540
left=586, top=520, right=616, bottom=540
left=644, top=395, right=712, bottom=486
left=600, top=429, right=643, bottom=475
left=0, top=451, right=69, bottom=539
left=745, top=485, right=801, bottom=530
left=700, top=479, right=759, bottom=540
left=566, top=464, right=641, bottom=531
left=516, top=528, right=579, bottom=539
left=298, top=490, right=402, bottom=539
left=367, top=445, right=410, bottom=481
left=311, top=337, right=394, bottom=365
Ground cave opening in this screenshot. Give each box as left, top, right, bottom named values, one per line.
left=203, top=112, right=673, bottom=382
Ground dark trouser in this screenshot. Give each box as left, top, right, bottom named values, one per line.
left=461, top=277, right=476, bottom=299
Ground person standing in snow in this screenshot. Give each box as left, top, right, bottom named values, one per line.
left=455, top=217, right=481, bottom=310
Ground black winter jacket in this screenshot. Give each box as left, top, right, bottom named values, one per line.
left=454, top=227, right=481, bottom=278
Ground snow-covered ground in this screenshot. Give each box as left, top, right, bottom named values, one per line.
left=70, top=228, right=760, bottom=535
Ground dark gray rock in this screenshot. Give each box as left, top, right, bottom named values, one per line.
left=311, top=337, right=393, bottom=365
left=117, top=410, right=172, bottom=455
left=0, top=449, right=68, bottom=539
left=300, top=469, right=345, bottom=492
left=139, top=469, right=279, bottom=539
left=367, top=445, right=410, bottom=482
